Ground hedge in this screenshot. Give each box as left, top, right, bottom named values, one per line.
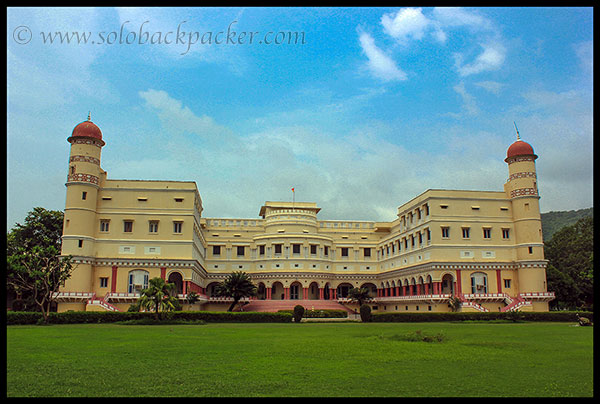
left=371, top=311, right=594, bottom=323
left=7, top=310, right=592, bottom=325
left=277, top=309, right=348, bottom=318
left=6, top=310, right=292, bottom=325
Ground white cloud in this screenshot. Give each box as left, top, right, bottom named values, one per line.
left=474, top=80, right=504, bottom=95
left=574, top=40, right=593, bottom=77
left=129, top=89, right=521, bottom=222
left=381, top=8, right=431, bottom=42
left=358, top=32, right=407, bottom=81
left=431, top=7, right=492, bottom=31
left=455, top=42, right=506, bottom=76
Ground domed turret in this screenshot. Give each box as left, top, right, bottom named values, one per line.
left=505, top=139, right=537, bottom=161
left=67, top=113, right=105, bottom=146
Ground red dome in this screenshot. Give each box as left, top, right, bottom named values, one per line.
left=69, top=120, right=103, bottom=142
left=506, top=139, right=536, bottom=161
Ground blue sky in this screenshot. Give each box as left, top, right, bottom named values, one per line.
left=7, top=7, right=593, bottom=230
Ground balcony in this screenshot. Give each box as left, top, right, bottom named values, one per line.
left=375, top=294, right=452, bottom=304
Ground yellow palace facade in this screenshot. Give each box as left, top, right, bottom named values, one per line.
left=56, top=117, right=555, bottom=313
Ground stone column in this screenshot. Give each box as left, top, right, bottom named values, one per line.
left=111, top=266, right=118, bottom=293
left=496, top=269, right=502, bottom=293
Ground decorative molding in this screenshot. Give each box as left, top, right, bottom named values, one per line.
left=70, top=138, right=104, bottom=148
left=508, top=171, right=537, bottom=181
left=70, top=155, right=100, bottom=165
left=510, top=187, right=538, bottom=198
left=67, top=173, right=99, bottom=185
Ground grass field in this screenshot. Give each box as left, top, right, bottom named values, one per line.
left=6, top=321, right=593, bottom=397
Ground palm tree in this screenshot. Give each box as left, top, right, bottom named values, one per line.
left=348, top=287, right=372, bottom=307
left=138, top=277, right=178, bottom=319
left=215, top=271, right=257, bottom=312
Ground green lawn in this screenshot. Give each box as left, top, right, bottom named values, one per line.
left=6, top=322, right=593, bottom=397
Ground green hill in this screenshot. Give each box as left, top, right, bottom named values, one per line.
left=541, top=207, right=593, bottom=241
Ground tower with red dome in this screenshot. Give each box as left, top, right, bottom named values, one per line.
left=61, top=114, right=106, bottom=293
left=503, top=128, right=548, bottom=295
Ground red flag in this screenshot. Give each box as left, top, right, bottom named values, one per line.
left=291, top=188, right=294, bottom=192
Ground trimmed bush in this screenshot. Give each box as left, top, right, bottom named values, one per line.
left=371, top=311, right=593, bottom=323
left=7, top=310, right=592, bottom=325
left=7, top=310, right=293, bottom=325
left=360, top=304, right=372, bottom=322
left=278, top=309, right=348, bottom=318
left=293, top=305, right=305, bottom=322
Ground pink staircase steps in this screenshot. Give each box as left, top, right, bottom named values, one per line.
left=237, top=299, right=355, bottom=313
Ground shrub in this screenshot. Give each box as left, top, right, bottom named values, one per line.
left=360, top=304, right=372, bottom=322
left=6, top=310, right=293, bottom=325
left=293, top=305, right=305, bottom=323
left=278, top=309, right=347, bottom=318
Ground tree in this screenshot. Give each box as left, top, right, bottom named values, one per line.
left=214, top=271, right=257, bottom=312
left=6, top=207, right=72, bottom=316
left=545, top=216, right=593, bottom=310
left=7, top=207, right=64, bottom=253
left=348, top=287, right=372, bottom=307
left=7, top=245, right=74, bottom=324
left=186, top=291, right=200, bottom=305
left=137, top=277, right=178, bottom=320
left=448, top=295, right=462, bottom=312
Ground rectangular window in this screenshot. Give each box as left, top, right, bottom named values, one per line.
left=341, top=247, right=349, bottom=257
left=173, top=222, right=182, bottom=233
left=78, top=239, right=83, bottom=248
left=528, top=246, right=533, bottom=254
left=100, top=220, right=110, bottom=232
left=310, top=244, right=317, bottom=255
left=483, top=228, right=492, bottom=239
left=324, top=246, right=329, bottom=256
left=123, top=221, right=133, bottom=233
left=462, top=227, right=470, bottom=238
left=100, top=277, right=108, bottom=288
left=213, top=245, right=221, bottom=256
left=237, top=246, right=245, bottom=256
left=259, top=245, right=265, bottom=255
left=441, top=227, right=450, bottom=238
left=364, top=247, right=371, bottom=257
left=292, top=244, right=301, bottom=254
left=504, top=279, right=512, bottom=289
left=82, top=191, right=87, bottom=200
left=274, top=244, right=282, bottom=254
left=502, top=228, right=510, bottom=239
left=149, top=221, right=159, bottom=233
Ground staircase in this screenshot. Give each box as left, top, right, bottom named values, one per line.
left=461, top=300, right=489, bottom=312
left=86, top=294, right=121, bottom=312
left=501, top=295, right=532, bottom=312
left=237, top=299, right=354, bottom=314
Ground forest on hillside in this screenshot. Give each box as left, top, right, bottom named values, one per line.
left=541, top=207, right=593, bottom=242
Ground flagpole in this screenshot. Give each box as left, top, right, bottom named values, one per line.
left=292, top=187, right=295, bottom=211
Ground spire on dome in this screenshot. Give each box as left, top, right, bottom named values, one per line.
left=513, top=121, right=521, bottom=141
left=87, top=111, right=91, bottom=121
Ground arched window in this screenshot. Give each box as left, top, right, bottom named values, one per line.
left=128, top=270, right=149, bottom=293
left=470, top=272, right=487, bottom=294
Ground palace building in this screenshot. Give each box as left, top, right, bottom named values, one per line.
left=56, top=116, right=555, bottom=313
